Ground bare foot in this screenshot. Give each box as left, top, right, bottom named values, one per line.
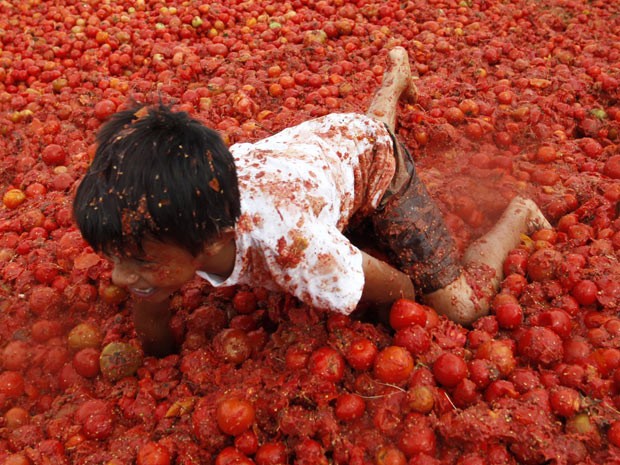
left=385, top=46, right=417, bottom=103
left=509, top=196, right=552, bottom=232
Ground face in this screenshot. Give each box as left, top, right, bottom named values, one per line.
left=108, top=240, right=201, bottom=303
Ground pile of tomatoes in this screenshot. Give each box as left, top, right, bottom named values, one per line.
left=1, top=0, right=619, bottom=463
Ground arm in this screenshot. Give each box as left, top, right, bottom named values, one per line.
left=360, top=250, right=415, bottom=312
left=131, top=297, right=177, bottom=357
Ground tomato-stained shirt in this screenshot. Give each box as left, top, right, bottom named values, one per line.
left=196, top=113, right=396, bottom=314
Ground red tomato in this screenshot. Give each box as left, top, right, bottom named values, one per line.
left=93, top=99, right=117, bottom=120
left=75, top=399, right=113, bottom=440
left=398, top=424, right=437, bottom=458
left=389, top=298, right=427, bottom=330
left=373, top=346, right=414, bottom=384
left=255, top=442, right=287, bottom=465
left=215, top=447, right=251, bottom=465
left=527, top=248, right=563, bottom=282
left=432, top=352, right=468, bottom=388
left=549, top=386, right=581, bottom=418
left=284, top=347, right=310, bottom=370
left=232, top=290, right=257, bottom=314
left=517, top=327, right=563, bottom=366
left=571, top=279, right=599, bottom=306
left=4, top=406, right=29, bottom=431
left=334, top=393, right=366, bottom=421
left=137, top=442, right=172, bottom=465
left=345, top=338, right=377, bottom=371
left=309, top=346, right=345, bottom=382
left=535, top=309, right=573, bottom=339
left=31, top=319, right=62, bottom=343
left=393, top=325, right=431, bottom=356
left=41, top=144, right=66, bottom=165
left=452, top=378, right=481, bottom=408
left=234, top=429, right=259, bottom=456
left=0, top=371, right=25, bottom=399
left=72, top=347, right=101, bottom=378
left=375, top=446, right=406, bottom=465
left=216, top=397, right=255, bottom=436
left=493, top=302, right=523, bottom=329
left=213, top=328, right=252, bottom=365
left=1, top=341, right=31, bottom=371
left=609, top=421, right=620, bottom=447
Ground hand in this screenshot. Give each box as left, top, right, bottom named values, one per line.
left=358, top=251, right=416, bottom=326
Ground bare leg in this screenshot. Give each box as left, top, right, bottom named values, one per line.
left=423, top=197, right=551, bottom=326
left=366, top=46, right=417, bottom=132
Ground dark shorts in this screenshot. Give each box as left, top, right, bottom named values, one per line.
left=367, top=137, right=462, bottom=294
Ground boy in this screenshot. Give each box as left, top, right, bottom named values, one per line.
left=73, top=47, right=550, bottom=356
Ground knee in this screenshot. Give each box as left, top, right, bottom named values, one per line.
left=422, top=275, right=490, bottom=326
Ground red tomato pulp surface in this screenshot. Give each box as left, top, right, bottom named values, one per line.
left=1, top=0, right=620, bottom=464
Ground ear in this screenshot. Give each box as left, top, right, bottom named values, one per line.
left=202, top=228, right=235, bottom=256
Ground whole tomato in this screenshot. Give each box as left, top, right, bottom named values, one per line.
left=309, top=346, right=345, bottom=382
left=255, top=442, right=287, bottom=465
left=216, top=397, right=255, bottom=436
left=334, top=393, right=366, bottom=421
left=433, top=352, right=468, bottom=388
left=137, top=442, right=172, bottom=465
left=373, top=346, right=414, bottom=384
left=345, top=338, right=377, bottom=371
left=389, top=298, right=427, bottom=330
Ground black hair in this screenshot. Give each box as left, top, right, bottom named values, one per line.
left=73, top=103, right=241, bottom=257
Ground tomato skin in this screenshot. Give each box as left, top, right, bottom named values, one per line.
left=432, top=352, right=468, bottom=388
left=608, top=421, right=620, bottom=447
left=517, top=327, right=564, bottom=366
left=334, top=393, right=366, bottom=421
left=527, top=248, right=563, bottom=282
left=216, top=397, right=255, bottom=436
left=571, top=279, right=599, bottom=306
left=503, top=251, right=528, bottom=276
left=232, top=290, right=257, bottom=314
left=137, top=442, right=172, bottom=465
left=493, top=302, right=523, bottom=329
left=309, top=346, right=345, bottom=382
left=1, top=341, right=31, bottom=371
left=549, top=386, right=581, bottom=418
left=255, top=442, right=287, bottom=465
left=406, top=384, right=435, bottom=414
left=534, top=309, right=573, bottom=339
left=72, top=347, right=101, bottom=378
left=393, top=325, right=431, bottom=356
left=234, top=429, right=259, bottom=456
left=0, top=371, right=25, bottom=399
left=345, top=338, right=377, bottom=371
left=373, top=346, right=414, bottom=384
left=389, top=298, right=427, bottom=330
left=398, top=425, right=437, bottom=458
left=4, top=407, right=29, bottom=430
left=75, top=399, right=114, bottom=440
left=213, top=328, right=252, bottom=365
left=215, top=447, right=250, bottom=465
left=375, top=446, right=406, bottom=465
left=2, top=189, right=26, bottom=209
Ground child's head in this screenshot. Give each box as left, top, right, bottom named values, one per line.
left=73, top=103, right=241, bottom=258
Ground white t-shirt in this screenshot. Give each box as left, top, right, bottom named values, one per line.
left=196, top=113, right=396, bottom=314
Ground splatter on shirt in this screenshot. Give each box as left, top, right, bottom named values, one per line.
left=196, top=113, right=395, bottom=314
